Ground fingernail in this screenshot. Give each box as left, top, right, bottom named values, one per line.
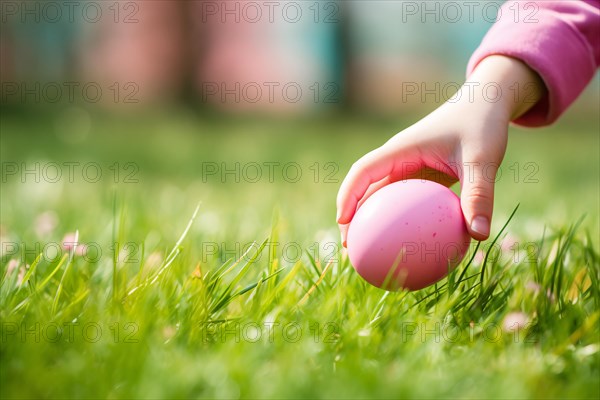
left=471, top=216, right=490, bottom=237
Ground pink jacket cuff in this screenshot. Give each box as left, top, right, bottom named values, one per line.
left=467, top=1, right=600, bottom=127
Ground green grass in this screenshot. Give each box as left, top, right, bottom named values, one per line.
left=1, top=110, right=599, bottom=399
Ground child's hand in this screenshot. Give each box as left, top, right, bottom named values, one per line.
left=337, top=55, right=545, bottom=247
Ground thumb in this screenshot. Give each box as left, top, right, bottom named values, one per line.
left=460, top=159, right=497, bottom=241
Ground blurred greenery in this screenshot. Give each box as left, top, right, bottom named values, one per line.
left=1, top=108, right=599, bottom=399
left=1, top=107, right=598, bottom=244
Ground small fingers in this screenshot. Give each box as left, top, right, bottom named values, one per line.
left=460, top=155, right=497, bottom=241
left=339, top=175, right=392, bottom=247
left=336, top=149, right=395, bottom=224
left=357, top=176, right=392, bottom=209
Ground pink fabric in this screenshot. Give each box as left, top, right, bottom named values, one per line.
left=467, top=0, right=600, bottom=127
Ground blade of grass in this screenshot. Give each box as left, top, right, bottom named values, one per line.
left=126, top=203, right=201, bottom=297
left=480, top=204, right=520, bottom=292
left=10, top=253, right=69, bottom=315
left=52, top=231, right=79, bottom=315
left=296, top=257, right=334, bottom=308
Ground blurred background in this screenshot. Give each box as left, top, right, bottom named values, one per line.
left=3, top=0, right=597, bottom=113
left=1, top=0, right=599, bottom=259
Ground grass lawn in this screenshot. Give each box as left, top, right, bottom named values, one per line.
left=1, top=109, right=599, bottom=399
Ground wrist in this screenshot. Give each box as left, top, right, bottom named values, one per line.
left=450, top=80, right=513, bottom=123
left=466, top=55, right=545, bottom=121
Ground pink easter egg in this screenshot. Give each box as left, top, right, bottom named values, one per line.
left=347, top=179, right=471, bottom=291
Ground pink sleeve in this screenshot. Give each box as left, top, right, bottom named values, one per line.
left=467, top=0, right=600, bottom=127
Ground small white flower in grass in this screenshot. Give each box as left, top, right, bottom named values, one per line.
left=144, top=251, right=163, bottom=271
left=500, top=233, right=520, bottom=252
left=576, top=344, right=599, bottom=359
left=358, top=328, right=371, bottom=337
left=34, top=211, right=58, bottom=238
left=546, top=289, right=556, bottom=303
left=502, top=312, right=529, bottom=333
left=525, top=281, right=542, bottom=294
left=62, top=233, right=86, bottom=256
left=162, top=325, right=176, bottom=342
left=0, top=226, right=14, bottom=258
left=16, top=264, right=29, bottom=287
left=6, top=259, right=19, bottom=277
left=473, top=249, right=485, bottom=264
left=525, top=281, right=556, bottom=303
left=4, top=259, right=21, bottom=285
left=62, top=233, right=77, bottom=250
